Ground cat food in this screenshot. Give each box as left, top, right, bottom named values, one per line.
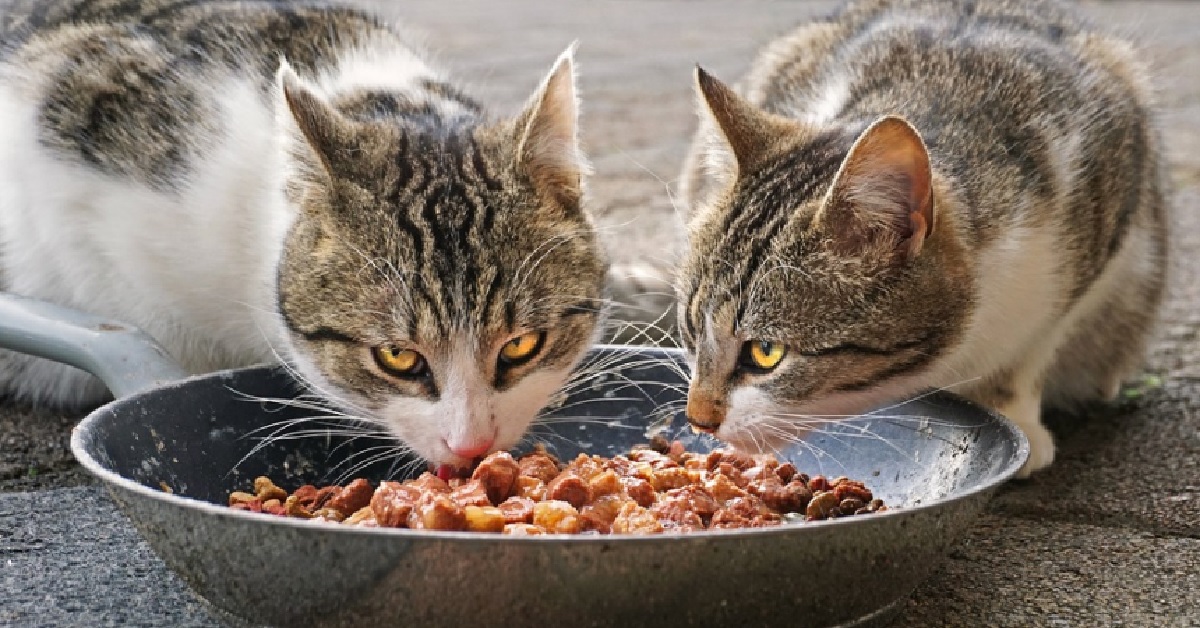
left=228, top=438, right=887, bottom=534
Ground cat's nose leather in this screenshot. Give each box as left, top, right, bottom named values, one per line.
left=447, top=438, right=495, bottom=458
left=686, top=391, right=725, bottom=431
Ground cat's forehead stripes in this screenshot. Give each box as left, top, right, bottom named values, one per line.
left=370, top=127, right=561, bottom=339
left=682, top=130, right=849, bottom=341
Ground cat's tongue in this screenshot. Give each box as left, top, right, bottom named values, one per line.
left=434, top=463, right=475, bottom=485
left=431, top=457, right=486, bottom=481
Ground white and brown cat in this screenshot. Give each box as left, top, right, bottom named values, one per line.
left=675, top=0, right=1168, bottom=477
left=0, top=0, right=609, bottom=473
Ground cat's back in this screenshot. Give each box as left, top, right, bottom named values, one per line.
left=0, top=0, right=439, bottom=385
left=747, top=0, right=1148, bottom=128
left=0, top=0, right=419, bottom=191
left=1, top=0, right=390, bottom=65
left=741, top=0, right=1161, bottom=251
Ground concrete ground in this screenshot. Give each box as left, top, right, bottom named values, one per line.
left=2, top=1, right=1198, bottom=626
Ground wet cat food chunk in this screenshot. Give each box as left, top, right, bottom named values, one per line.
left=228, top=444, right=887, bottom=534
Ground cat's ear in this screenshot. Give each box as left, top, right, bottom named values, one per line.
left=694, top=66, right=795, bottom=177
left=513, top=43, right=589, bottom=208
left=820, top=115, right=935, bottom=261
left=276, top=58, right=357, bottom=179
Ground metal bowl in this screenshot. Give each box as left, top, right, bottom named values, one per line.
left=0, top=294, right=1027, bottom=627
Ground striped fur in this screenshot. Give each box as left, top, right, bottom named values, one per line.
left=676, top=0, right=1168, bottom=477
left=0, top=0, right=608, bottom=468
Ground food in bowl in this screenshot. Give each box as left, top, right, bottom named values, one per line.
left=227, top=439, right=887, bottom=534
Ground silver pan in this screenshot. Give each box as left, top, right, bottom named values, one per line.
left=0, top=293, right=1027, bottom=627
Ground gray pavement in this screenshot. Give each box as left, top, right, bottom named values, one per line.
left=2, top=1, right=1199, bottom=626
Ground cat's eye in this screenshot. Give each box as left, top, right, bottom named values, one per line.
left=499, top=331, right=545, bottom=366
left=372, top=345, right=428, bottom=378
left=740, top=340, right=786, bottom=371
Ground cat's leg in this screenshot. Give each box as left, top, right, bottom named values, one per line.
left=1042, top=226, right=1167, bottom=408
left=997, top=384, right=1055, bottom=480
left=969, top=369, right=1055, bottom=479
left=1043, top=296, right=1157, bottom=406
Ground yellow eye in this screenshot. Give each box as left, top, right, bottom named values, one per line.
left=372, top=345, right=427, bottom=377
left=499, top=331, right=545, bottom=365
left=742, top=340, right=786, bottom=371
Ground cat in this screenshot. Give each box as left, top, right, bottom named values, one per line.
left=674, top=0, right=1168, bottom=478
left=0, top=0, right=610, bottom=473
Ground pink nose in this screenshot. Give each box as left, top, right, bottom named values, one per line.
left=447, top=437, right=495, bottom=459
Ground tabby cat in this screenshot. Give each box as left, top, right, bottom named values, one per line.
left=0, top=0, right=608, bottom=471
left=676, top=0, right=1167, bottom=477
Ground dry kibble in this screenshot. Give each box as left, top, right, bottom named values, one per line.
left=228, top=491, right=257, bottom=507
left=833, top=480, right=874, bottom=504
left=345, top=506, right=376, bottom=526
left=283, top=494, right=313, bottom=519
left=839, top=498, right=866, bottom=516
left=806, top=491, right=841, bottom=521
left=229, top=441, right=886, bottom=534
left=312, top=507, right=345, bottom=522
left=253, top=477, right=288, bottom=503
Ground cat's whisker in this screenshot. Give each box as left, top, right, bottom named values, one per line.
left=511, top=228, right=595, bottom=296
left=253, top=331, right=377, bottom=418
left=757, top=421, right=844, bottom=467
left=522, top=425, right=586, bottom=451
left=386, top=456, right=427, bottom=482
left=604, top=309, right=683, bottom=350
left=760, top=415, right=918, bottom=463
left=559, top=366, right=686, bottom=402
left=540, top=395, right=644, bottom=416
left=229, top=390, right=375, bottom=421
left=617, top=148, right=689, bottom=229
left=330, top=445, right=413, bottom=485
left=533, top=417, right=643, bottom=430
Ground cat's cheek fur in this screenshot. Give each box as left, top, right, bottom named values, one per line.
left=493, top=368, right=573, bottom=451
left=719, top=367, right=936, bottom=455
left=720, top=386, right=792, bottom=453
left=374, top=367, right=571, bottom=468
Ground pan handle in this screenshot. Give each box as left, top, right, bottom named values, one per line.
left=0, top=293, right=189, bottom=399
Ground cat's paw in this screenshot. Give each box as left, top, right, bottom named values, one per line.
left=996, top=392, right=1056, bottom=479
left=1013, top=419, right=1055, bottom=479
